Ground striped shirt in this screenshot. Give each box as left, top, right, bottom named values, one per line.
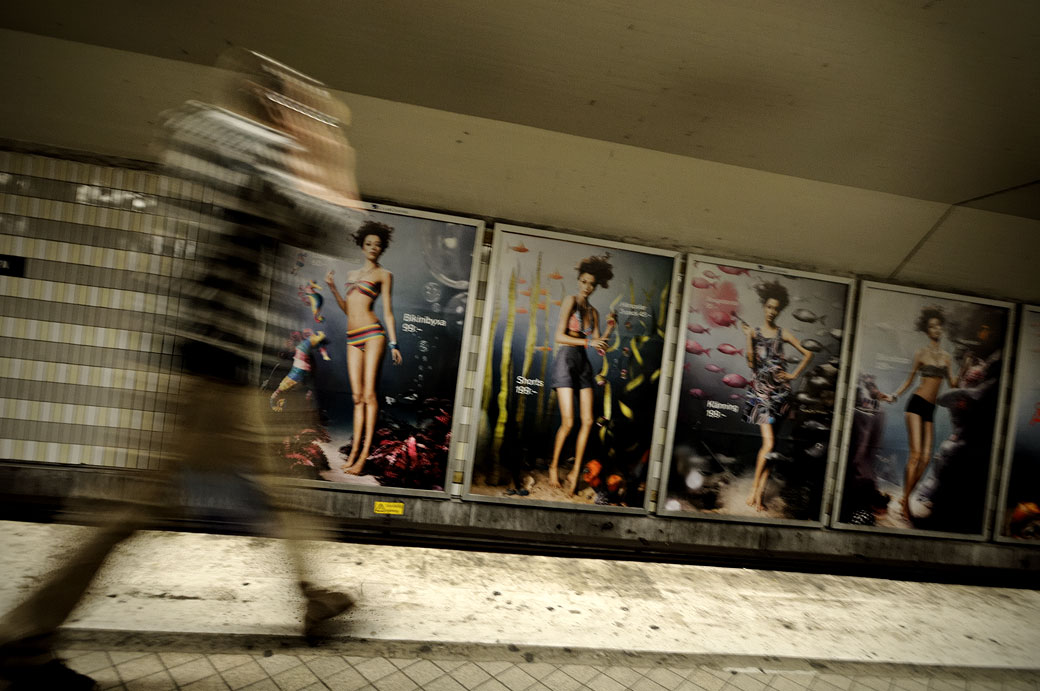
left=159, top=101, right=363, bottom=384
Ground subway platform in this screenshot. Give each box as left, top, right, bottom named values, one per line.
left=0, top=520, right=1037, bottom=691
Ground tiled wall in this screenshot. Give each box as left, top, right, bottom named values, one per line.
left=0, top=148, right=204, bottom=470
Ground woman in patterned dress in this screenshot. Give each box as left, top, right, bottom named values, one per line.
left=740, top=280, right=813, bottom=511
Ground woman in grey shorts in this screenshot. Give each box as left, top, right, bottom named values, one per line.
left=548, top=254, right=616, bottom=494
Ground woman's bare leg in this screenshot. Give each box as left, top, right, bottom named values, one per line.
left=549, top=388, right=575, bottom=488
left=342, top=345, right=365, bottom=470
left=566, top=387, right=595, bottom=494
left=748, top=422, right=774, bottom=510
left=901, top=412, right=923, bottom=520
left=346, top=338, right=385, bottom=475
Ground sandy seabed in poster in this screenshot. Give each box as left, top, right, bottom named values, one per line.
left=836, top=286, right=1009, bottom=535
left=471, top=231, right=674, bottom=508
left=261, top=209, right=478, bottom=492
left=664, top=260, right=849, bottom=522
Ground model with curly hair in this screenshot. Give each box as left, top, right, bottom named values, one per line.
left=739, top=280, right=813, bottom=511
left=548, top=254, right=617, bottom=494
left=325, top=221, right=403, bottom=474
left=884, top=305, right=960, bottom=521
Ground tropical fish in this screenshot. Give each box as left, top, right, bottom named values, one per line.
left=704, top=364, right=725, bottom=373
left=516, top=307, right=529, bottom=314
left=552, top=300, right=562, bottom=306
left=801, top=338, right=826, bottom=353
left=716, top=343, right=743, bottom=356
left=706, top=310, right=737, bottom=328
left=806, top=442, right=827, bottom=459
left=703, top=270, right=719, bottom=279
left=792, top=308, right=825, bottom=324
left=691, top=277, right=715, bottom=289
left=687, top=323, right=711, bottom=334
left=721, top=373, right=749, bottom=388
left=509, top=242, right=530, bottom=253
left=517, top=278, right=527, bottom=284
left=537, top=302, right=547, bottom=310
left=535, top=346, right=553, bottom=351
left=539, top=289, right=549, bottom=295
left=548, top=271, right=563, bottom=280
left=519, top=289, right=531, bottom=296
left=688, top=388, right=707, bottom=398
left=718, top=265, right=749, bottom=276
left=685, top=340, right=711, bottom=356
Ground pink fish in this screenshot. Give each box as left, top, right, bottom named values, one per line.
left=730, top=393, right=743, bottom=400
left=703, top=270, right=719, bottom=279
left=686, top=323, right=711, bottom=334
left=688, top=388, right=707, bottom=399
left=685, top=340, right=711, bottom=356
left=691, top=277, right=715, bottom=290
left=704, top=364, right=725, bottom=373
left=706, top=310, right=737, bottom=328
left=718, top=265, right=749, bottom=276
left=721, top=373, right=749, bottom=388
left=716, top=343, right=743, bottom=356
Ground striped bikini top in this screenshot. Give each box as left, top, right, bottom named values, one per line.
left=346, top=279, right=380, bottom=300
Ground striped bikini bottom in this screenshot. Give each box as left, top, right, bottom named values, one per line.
left=346, top=322, right=386, bottom=349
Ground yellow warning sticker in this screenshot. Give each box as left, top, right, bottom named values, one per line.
left=373, top=501, right=404, bottom=515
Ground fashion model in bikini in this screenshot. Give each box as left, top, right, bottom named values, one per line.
left=325, top=221, right=403, bottom=474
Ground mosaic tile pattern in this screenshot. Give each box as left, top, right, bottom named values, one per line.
left=0, top=149, right=194, bottom=471
left=56, top=646, right=1040, bottom=691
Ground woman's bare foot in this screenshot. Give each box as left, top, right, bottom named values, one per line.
left=901, top=496, right=913, bottom=521
left=564, top=468, right=580, bottom=495
left=746, top=494, right=756, bottom=507
left=345, top=459, right=367, bottom=475
left=548, top=466, right=561, bottom=488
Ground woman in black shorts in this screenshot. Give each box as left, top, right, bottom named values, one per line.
left=886, top=306, right=961, bottom=521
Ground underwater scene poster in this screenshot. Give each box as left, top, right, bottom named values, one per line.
left=661, top=257, right=853, bottom=524
left=996, top=305, right=1039, bottom=542
left=468, top=226, right=677, bottom=510
left=262, top=203, right=482, bottom=494
left=834, top=283, right=1011, bottom=538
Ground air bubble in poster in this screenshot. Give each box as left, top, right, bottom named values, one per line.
left=995, top=305, right=1040, bottom=543
left=262, top=202, right=483, bottom=495
left=465, top=225, right=679, bottom=511
left=659, top=257, right=854, bottom=524
left=833, top=282, right=1012, bottom=538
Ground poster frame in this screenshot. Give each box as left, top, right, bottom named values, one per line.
left=462, top=223, right=680, bottom=514
left=655, top=254, right=857, bottom=526
left=829, top=281, right=1014, bottom=540
left=273, top=200, right=486, bottom=500
left=994, top=304, right=1038, bottom=545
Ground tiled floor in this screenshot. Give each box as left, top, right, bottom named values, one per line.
left=54, top=643, right=1040, bottom=691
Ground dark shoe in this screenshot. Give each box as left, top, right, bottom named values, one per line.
left=303, top=588, right=356, bottom=645
left=0, top=659, right=97, bottom=690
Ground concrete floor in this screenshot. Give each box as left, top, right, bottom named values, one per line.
left=0, top=520, right=1038, bottom=690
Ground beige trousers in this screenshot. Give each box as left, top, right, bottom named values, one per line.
left=0, top=376, right=334, bottom=654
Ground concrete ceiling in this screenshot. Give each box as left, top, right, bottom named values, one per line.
left=3, top=1, right=1039, bottom=220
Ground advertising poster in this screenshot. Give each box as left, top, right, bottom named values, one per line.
left=467, top=225, right=678, bottom=511
left=660, top=257, right=853, bottom=524
left=996, top=305, right=1040, bottom=542
left=833, top=283, right=1011, bottom=537
left=262, top=203, right=483, bottom=494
